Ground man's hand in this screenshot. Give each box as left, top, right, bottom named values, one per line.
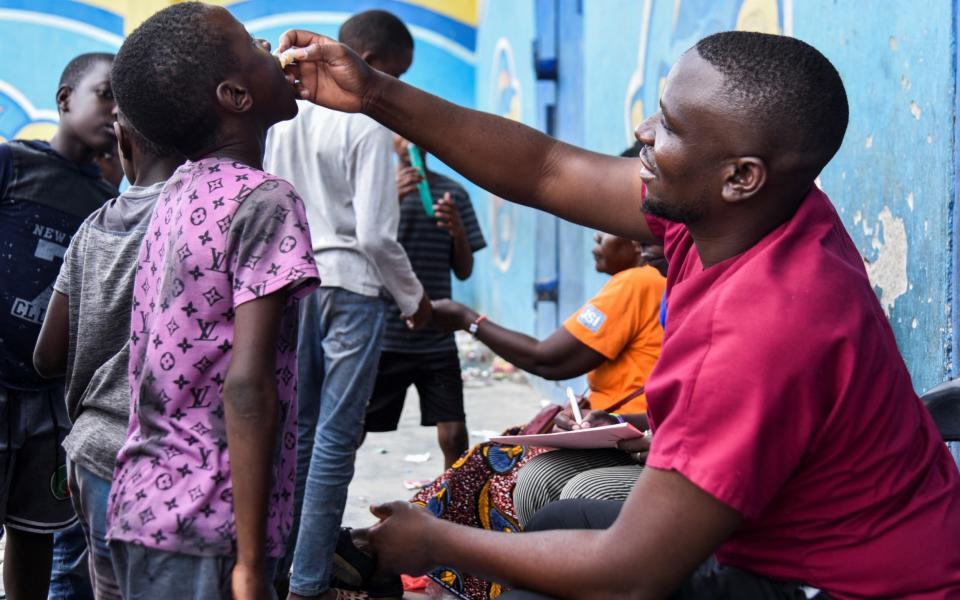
left=231, top=562, right=270, bottom=600
left=397, top=166, right=423, bottom=201
left=553, top=408, right=617, bottom=432
left=403, top=292, right=433, bottom=330
left=430, top=299, right=476, bottom=334
left=277, top=30, right=376, bottom=112
left=434, top=193, right=465, bottom=239
left=368, top=501, right=439, bottom=575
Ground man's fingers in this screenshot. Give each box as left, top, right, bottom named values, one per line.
left=277, top=29, right=331, bottom=55
left=370, top=502, right=395, bottom=520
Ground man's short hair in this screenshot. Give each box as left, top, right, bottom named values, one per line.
left=339, top=10, right=414, bottom=57
left=59, top=53, right=114, bottom=89
left=111, top=2, right=235, bottom=156
left=695, top=31, right=848, bottom=169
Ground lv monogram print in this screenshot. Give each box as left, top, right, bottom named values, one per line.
left=107, top=158, right=319, bottom=557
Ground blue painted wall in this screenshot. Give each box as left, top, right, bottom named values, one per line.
left=471, top=0, right=540, bottom=333
left=471, top=0, right=957, bottom=398
left=0, top=0, right=482, bottom=305
left=3, top=0, right=955, bottom=397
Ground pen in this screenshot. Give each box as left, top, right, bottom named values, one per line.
left=566, top=386, right=583, bottom=425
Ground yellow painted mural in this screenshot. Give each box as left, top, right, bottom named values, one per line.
left=77, top=0, right=476, bottom=33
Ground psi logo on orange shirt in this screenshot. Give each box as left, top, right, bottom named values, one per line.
left=577, top=304, right=606, bottom=333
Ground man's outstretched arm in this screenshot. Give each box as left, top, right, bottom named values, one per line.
left=278, top=32, right=656, bottom=242
left=366, top=467, right=741, bottom=599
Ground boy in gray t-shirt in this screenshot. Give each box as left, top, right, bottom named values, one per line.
left=34, top=112, right=182, bottom=599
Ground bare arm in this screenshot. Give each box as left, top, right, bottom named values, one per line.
left=280, top=33, right=657, bottom=242
left=434, top=194, right=473, bottom=280
left=368, top=467, right=742, bottom=599
left=431, top=299, right=604, bottom=380
left=224, top=292, right=284, bottom=599
left=450, top=231, right=473, bottom=280
left=34, top=290, right=69, bottom=378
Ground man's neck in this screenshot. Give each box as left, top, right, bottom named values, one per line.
left=49, top=131, right=96, bottom=166
left=688, top=188, right=808, bottom=268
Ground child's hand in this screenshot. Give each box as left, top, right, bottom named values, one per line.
left=397, top=166, right=423, bottom=201
left=430, top=299, right=475, bottom=333
left=403, top=292, right=433, bottom=330
left=434, top=193, right=465, bottom=238
left=277, top=30, right=375, bottom=112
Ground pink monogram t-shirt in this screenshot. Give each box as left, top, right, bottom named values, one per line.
left=107, top=158, right=319, bottom=557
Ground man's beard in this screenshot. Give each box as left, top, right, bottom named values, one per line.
left=642, top=192, right=705, bottom=225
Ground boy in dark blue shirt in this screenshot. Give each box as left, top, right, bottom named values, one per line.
left=365, top=135, right=486, bottom=469
left=0, top=52, right=118, bottom=600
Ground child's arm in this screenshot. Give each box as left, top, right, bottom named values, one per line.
left=34, top=290, right=69, bottom=378
left=224, top=291, right=285, bottom=599
left=434, top=193, right=473, bottom=281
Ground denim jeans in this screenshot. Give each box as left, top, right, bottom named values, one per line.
left=285, top=287, right=387, bottom=597
left=48, top=521, right=93, bottom=600
left=111, top=541, right=278, bottom=600
left=66, top=462, right=120, bottom=600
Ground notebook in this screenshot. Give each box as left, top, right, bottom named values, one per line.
left=489, top=423, right=645, bottom=450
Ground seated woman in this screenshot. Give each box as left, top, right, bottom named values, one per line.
left=403, top=232, right=666, bottom=600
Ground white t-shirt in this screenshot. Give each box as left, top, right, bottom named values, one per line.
left=264, top=101, right=423, bottom=314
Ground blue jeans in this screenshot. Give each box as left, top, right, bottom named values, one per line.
left=48, top=521, right=93, bottom=600
left=65, top=462, right=120, bottom=600
left=284, top=287, right=387, bottom=597
left=111, top=542, right=278, bottom=600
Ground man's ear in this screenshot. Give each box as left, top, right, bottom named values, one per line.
left=720, top=157, right=766, bottom=204
left=215, top=79, right=253, bottom=114
left=56, top=85, right=71, bottom=114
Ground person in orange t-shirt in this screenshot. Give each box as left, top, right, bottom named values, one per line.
left=431, top=232, right=665, bottom=412
left=563, top=246, right=665, bottom=413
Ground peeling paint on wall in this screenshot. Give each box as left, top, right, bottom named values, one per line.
left=865, top=207, right=909, bottom=315
left=910, top=101, right=922, bottom=119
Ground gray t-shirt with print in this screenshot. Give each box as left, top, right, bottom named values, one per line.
left=54, top=182, right=163, bottom=481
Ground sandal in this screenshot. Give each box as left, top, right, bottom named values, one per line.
left=331, top=528, right=403, bottom=599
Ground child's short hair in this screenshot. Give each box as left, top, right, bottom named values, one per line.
left=117, top=111, right=175, bottom=159
left=59, top=53, right=114, bottom=89
left=111, top=2, right=235, bottom=156
left=339, top=10, right=413, bottom=57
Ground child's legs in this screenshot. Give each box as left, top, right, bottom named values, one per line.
left=289, top=288, right=386, bottom=597
left=68, top=461, right=121, bottom=600
left=363, top=351, right=418, bottom=435
left=411, top=350, right=468, bottom=469
left=5, top=527, right=54, bottom=600
left=49, top=521, right=94, bottom=600
left=279, top=287, right=329, bottom=583
left=0, top=387, right=76, bottom=600
left=435, top=421, right=469, bottom=470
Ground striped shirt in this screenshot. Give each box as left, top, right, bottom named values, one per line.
left=382, top=172, right=485, bottom=353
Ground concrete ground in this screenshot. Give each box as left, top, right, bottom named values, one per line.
left=345, top=377, right=543, bottom=529
left=345, top=376, right=544, bottom=598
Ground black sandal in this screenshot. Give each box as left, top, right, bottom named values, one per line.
left=331, top=528, right=403, bottom=599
